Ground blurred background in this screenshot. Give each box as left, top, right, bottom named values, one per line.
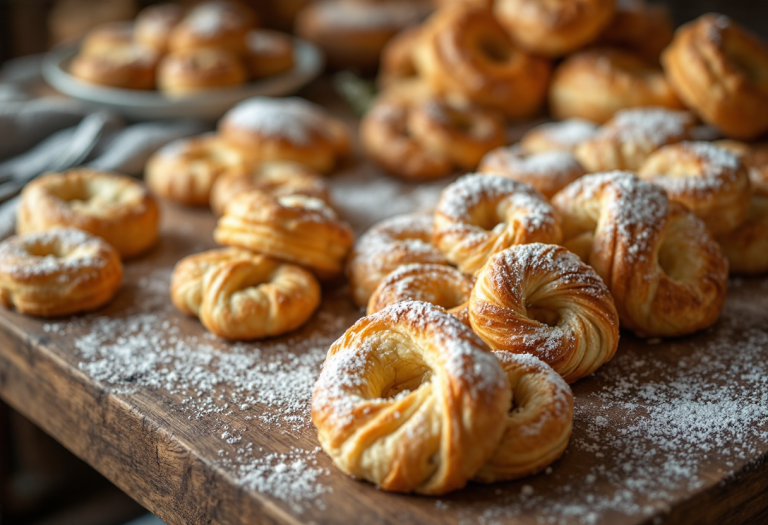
left=1, top=0, right=767, bottom=524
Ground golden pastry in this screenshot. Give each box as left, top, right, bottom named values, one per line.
left=597, top=0, right=674, bottom=62
left=311, top=301, right=510, bottom=495
left=549, top=48, right=683, bottom=124
left=519, top=119, right=599, bottom=155
left=214, top=191, right=354, bottom=279
left=552, top=171, right=728, bottom=337
left=479, top=145, right=586, bottom=199
left=367, top=263, right=473, bottom=325
left=244, top=29, right=295, bottom=79
left=662, top=14, right=768, bottom=140
left=638, top=142, right=751, bottom=236
left=70, top=43, right=158, bottom=90
left=574, top=107, right=696, bottom=172
left=219, top=97, right=350, bottom=173
left=80, top=22, right=134, bottom=55
left=347, top=213, right=448, bottom=308
left=157, top=48, right=247, bottom=96
left=18, top=169, right=160, bottom=259
left=378, top=25, right=422, bottom=89
left=433, top=174, right=562, bottom=275
left=474, top=352, right=573, bottom=483
left=0, top=228, right=122, bottom=317
left=470, top=244, right=619, bottom=383
left=209, top=161, right=329, bottom=217
left=171, top=248, right=320, bottom=340
left=145, top=134, right=249, bottom=207
left=134, top=3, right=185, bottom=53
left=413, top=6, right=551, bottom=119
left=168, top=0, right=255, bottom=55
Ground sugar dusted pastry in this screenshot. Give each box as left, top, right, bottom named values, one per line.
left=311, top=301, right=511, bottom=495
left=145, top=134, right=249, bottom=207
left=168, top=0, right=255, bottom=55
left=0, top=228, right=122, bottom=317
left=519, top=119, right=599, bottom=155
left=552, top=171, right=728, bottom=337
left=367, top=263, right=473, bottom=325
left=470, top=244, right=619, bottom=383
left=18, top=169, right=160, bottom=259
left=134, top=3, right=185, bottom=53
left=244, top=29, right=295, bottom=79
left=171, top=248, right=320, bottom=340
left=474, top=352, right=573, bottom=482
left=214, top=191, right=353, bottom=279
left=638, top=142, right=751, bottom=236
left=479, top=145, right=586, bottom=199
left=347, top=213, right=448, bottom=308
left=433, top=174, right=562, bottom=275
left=157, top=48, right=247, bottom=96
left=662, top=14, right=768, bottom=140
left=219, top=97, right=350, bottom=173
left=574, top=107, right=696, bottom=172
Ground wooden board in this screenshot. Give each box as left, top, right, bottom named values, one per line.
left=1, top=91, right=768, bottom=525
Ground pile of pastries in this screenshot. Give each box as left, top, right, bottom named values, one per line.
left=69, top=1, right=296, bottom=95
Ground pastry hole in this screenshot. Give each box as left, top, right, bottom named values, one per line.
left=478, top=36, right=512, bottom=63
left=381, top=367, right=432, bottom=399
left=25, top=242, right=63, bottom=258
left=657, top=236, right=687, bottom=281
left=527, top=304, right=561, bottom=327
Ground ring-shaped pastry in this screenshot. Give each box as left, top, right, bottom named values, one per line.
left=378, top=25, right=422, bottom=89
left=214, top=191, right=354, bottom=279
left=519, top=118, right=599, bottom=155
left=597, top=0, right=674, bottom=62
left=479, top=145, right=586, bottom=199
left=0, top=228, right=122, bottom=317
left=311, top=301, right=510, bottom=495
left=638, top=141, right=751, bottom=236
left=146, top=134, right=249, bottom=207
left=470, top=243, right=619, bottom=383
left=662, top=14, right=768, bottom=140
left=474, top=352, right=573, bottom=483
left=18, top=169, right=160, bottom=259
left=551, top=171, right=728, bottom=338
left=433, top=174, right=562, bottom=275
left=367, top=263, right=473, bottom=325
left=209, top=161, right=329, bottom=216
left=347, top=213, right=448, bottom=308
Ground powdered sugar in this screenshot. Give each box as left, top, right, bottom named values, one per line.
left=602, top=107, right=694, bottom=148
left=522, top=119, right=598, bottom=151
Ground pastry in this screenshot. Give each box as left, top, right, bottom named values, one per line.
left=367, top=263, right=473, bottom=325
left=168, top=0, right=255, bottom=55
left=209, top=161, right=330, bottom=217
left=80, top=21, right=135, bottom=54
left=470, top=243, right=619, bottom=383
left=134, top=3, right=185, bottom=53
left=574, top=107, right=696, bottom=172
left=214, top=191, right=354, bottom=279
left=433, top=174, right=562, bottom=275
left=479, top=145, right=586, bottom=199
left=218, top=97, right=350, bottom=173
left=145, top=134, right=249, bottom=207
left=347, top=213, right=448, bottom=308
left=494, top=0, right=615, bottom=57
left=0, top=228, right=122, bottom=317
left=70, top=43, right=158, bottom=90
left=311, top=301, right=510, bottom=495
left=662, top=14, right=768, bottom=140
left=171, top=248, right=320, bottom=340
left=597, top=0, right=674, bottom=62
left=413, top=6, right=551, bottom=119
left=519, top=119, right=599, bottom=155
left=157, top=48, right=247, bottom=96
left=552, top=171, right=728, bottom=337
left=18, top=169, right=160, bottom=259
left=638, top=142, right=751, bottom=236
left=378, top=25, right=422, bottom=89
left=244, top=29, right=295, bottom=79
left=549, top=48, right=682, bottom=124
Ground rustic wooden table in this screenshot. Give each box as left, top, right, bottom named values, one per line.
left=0, top=91, right=767, bottom=525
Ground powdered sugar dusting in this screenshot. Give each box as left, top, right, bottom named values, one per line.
left=522, top=119, right=598, bottom=151
left=603, top=107, right=694, bottom=148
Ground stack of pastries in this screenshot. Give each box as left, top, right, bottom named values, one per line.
left=70, top=1, right=297, bottom=95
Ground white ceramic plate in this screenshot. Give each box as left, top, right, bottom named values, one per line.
left=42, top=38, right=324, bottom=121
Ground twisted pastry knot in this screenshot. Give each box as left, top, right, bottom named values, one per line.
left=470, top=244, right=619, bottom=383
left=433, top=174, right=562, bottom=275
left=311, top=302, right=511, bottom=495
left=171, top=248, right=320, bottom=341
left=214, top=191, right=354, bottom=279
left=552, top=172, right=729, bottom=338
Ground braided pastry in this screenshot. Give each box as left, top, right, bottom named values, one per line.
left=433, top=174, right=562, bottom=275
left=0, top=228, right=122, bottom=317
left=519, top=118, right=598, bottom=155
left=474, top=352, right=573, bottom=483
left=214, top=191, right=354, bottom=279
left=413, top=6, right=551, bottom=119
left=662, top=14, right=768, bottom=140
left=18, top=169, right=159, bottom=259
left=638, top=142, right=751, bottom=236
left=552, top=172, right=728, bottom=337
left=574, top=107, right=695, bottom=172
left=367, top=263, right=473, bottom=325
left=171, top=248, right=320, bottom=340
left=470, top=244, right=619, bottom=383
left=347, top=213, right=448, bottom=308
left=311, top=301, right=510, bottom=495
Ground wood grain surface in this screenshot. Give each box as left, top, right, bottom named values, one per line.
left=0, top=90, right=767, bottom=525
